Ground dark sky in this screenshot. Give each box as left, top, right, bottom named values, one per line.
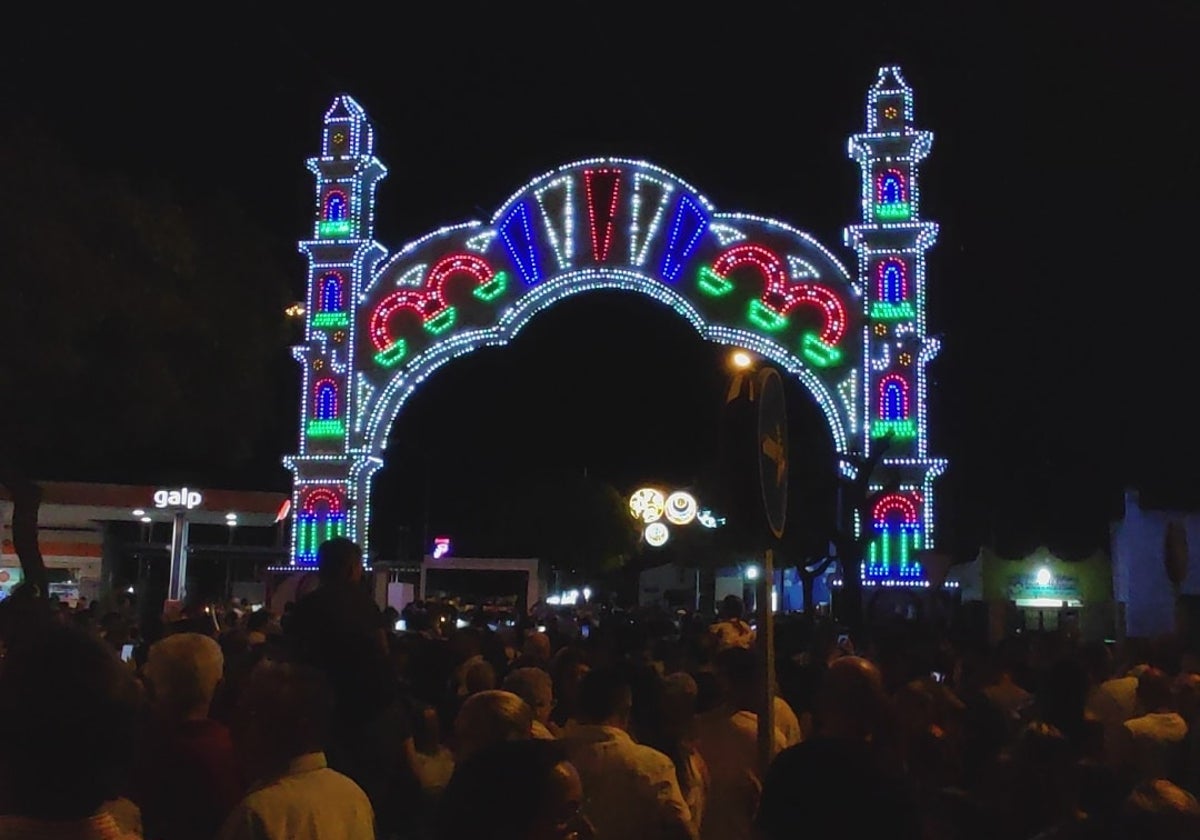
left=5, top=3, right=1197, bottom=561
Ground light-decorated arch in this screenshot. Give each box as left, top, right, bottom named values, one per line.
left=284, top=66, right=947, bottom=588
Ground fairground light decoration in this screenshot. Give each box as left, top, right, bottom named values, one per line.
left=629, top=488, right=722, bottom=547
left=283, top=67, right=947, bottom=585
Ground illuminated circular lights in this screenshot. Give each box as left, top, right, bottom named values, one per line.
left=313, top=359, right=324, bottom=370
left=332, top=131, right=345, bottom=144
left=665, top=491, right=698, bottom=525
left=139, top=516, right=152, bottom=524
left=644, top=522, right=669, bottom=547
left=898, top=352, right=912, bottom=366
left=874, top=323, right=889, bottom=336
left=1035, top=567, right=1052, bottom=587
left=730, top=350, right=754, bottom=370
left=629, top=488, right=666, bottom=523
left=132, top=509, right=145, bottom=517
left=745, top=564, right=760, bottom=580
left=883, top=106, right=899, bottom=119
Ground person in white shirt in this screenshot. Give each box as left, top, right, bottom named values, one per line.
left=563, top=667, right=696, bottom=840
left=709, top=596, right=755, bottom=653
left=218, top=661, right=374, bottom=840
left=772, top=692, right=803, bottom=748
left=694, top=647, right=786, bottom=840
left=1115, top=667, right=1189, bottom=785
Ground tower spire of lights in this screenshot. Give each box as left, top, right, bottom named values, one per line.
left=843, top=66, right=947, bottom=586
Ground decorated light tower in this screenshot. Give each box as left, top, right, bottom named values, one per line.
left=844, top=67, right=947, bottom=585
left=283, top=96, right=388, bottom=568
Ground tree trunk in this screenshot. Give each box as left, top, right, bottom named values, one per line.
left=840, top=547, right=865, bottom=638
left=798, top=557, right=832, bottom=616
left=0, top=473, right=48, bottom=599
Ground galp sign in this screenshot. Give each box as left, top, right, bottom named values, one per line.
left=153, top=487, right=203, bottom=510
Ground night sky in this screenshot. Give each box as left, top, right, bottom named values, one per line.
left=5, top=4, right=1197, bottom=563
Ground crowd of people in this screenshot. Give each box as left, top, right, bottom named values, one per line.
left=1, top=536, right=1200, bottom=839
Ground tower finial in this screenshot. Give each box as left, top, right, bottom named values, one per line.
left=865, top=65, right=915, bottom=132
left=320, top=94, right=375, bottom=158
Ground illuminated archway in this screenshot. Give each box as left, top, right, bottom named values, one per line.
left=284, top=66, right=947, bottom=587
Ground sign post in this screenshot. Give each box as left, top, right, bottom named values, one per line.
left=757, top=547, right=777, bottom=774
left=755, top=368, right=787, bottom=774
left=155, top=486, right=203, bottom=603
left=757, top=368, right=788, bottom=541
left=167, top=510, right=190, bottom=603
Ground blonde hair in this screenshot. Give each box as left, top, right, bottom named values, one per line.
left=145, top=633, right=224, bottom=718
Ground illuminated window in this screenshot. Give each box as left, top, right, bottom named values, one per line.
left=320, top=273, right=344, bottom=312
left=868, top=492, right=923, bottom=578
left=878, top=259, right=907, bottom=303
left=297, top=488, right=346, bottom=562
left=879, top=374, right=909, bottom=420
left=313, top=379, right=339, bottom=420
left=324, top=190, right=347, bottom=221
left=877, top=170, right=907, bottom=205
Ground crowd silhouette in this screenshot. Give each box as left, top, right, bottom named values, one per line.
left=0, top=537, right=1198, bottom=840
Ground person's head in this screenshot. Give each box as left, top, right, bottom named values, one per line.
left=577, top=666, right=633, bottom=728
left=316, top=537, right=364, bottom=586
left=1121, top=779, right=1200, bottom=840
left=435, top=739, right=585, bottom=840
left=245, top=608, right=273, bottom=635
left=144, top=632, right=224, bottom=721
left=463, top=658, right=497, bottom=695
left=1137, top=666, right=1175, bottom=713
left=504, top=667, right=555, bottom=725
left=815, top=655, right=886, bottom=741
left=714, top=646, right=761, bottom=712
left=413, top=703, right=443, bottom=755
left=661, top=671, right=698, bottom=739
left=523, top=631, right=552, bottom=664
left=233, top=660, right=334, bottom=782
left=0, top=624, right=140, bottom=819
left=454, top=689, right=533, bottom=760
left=720, top=594, right=745, bottom=621
left=1003, top=722, right=1079, bottom=834
left=1080, top=640, right=1114, bottom=686
left=1175, top=672, right=1200, bottom=721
